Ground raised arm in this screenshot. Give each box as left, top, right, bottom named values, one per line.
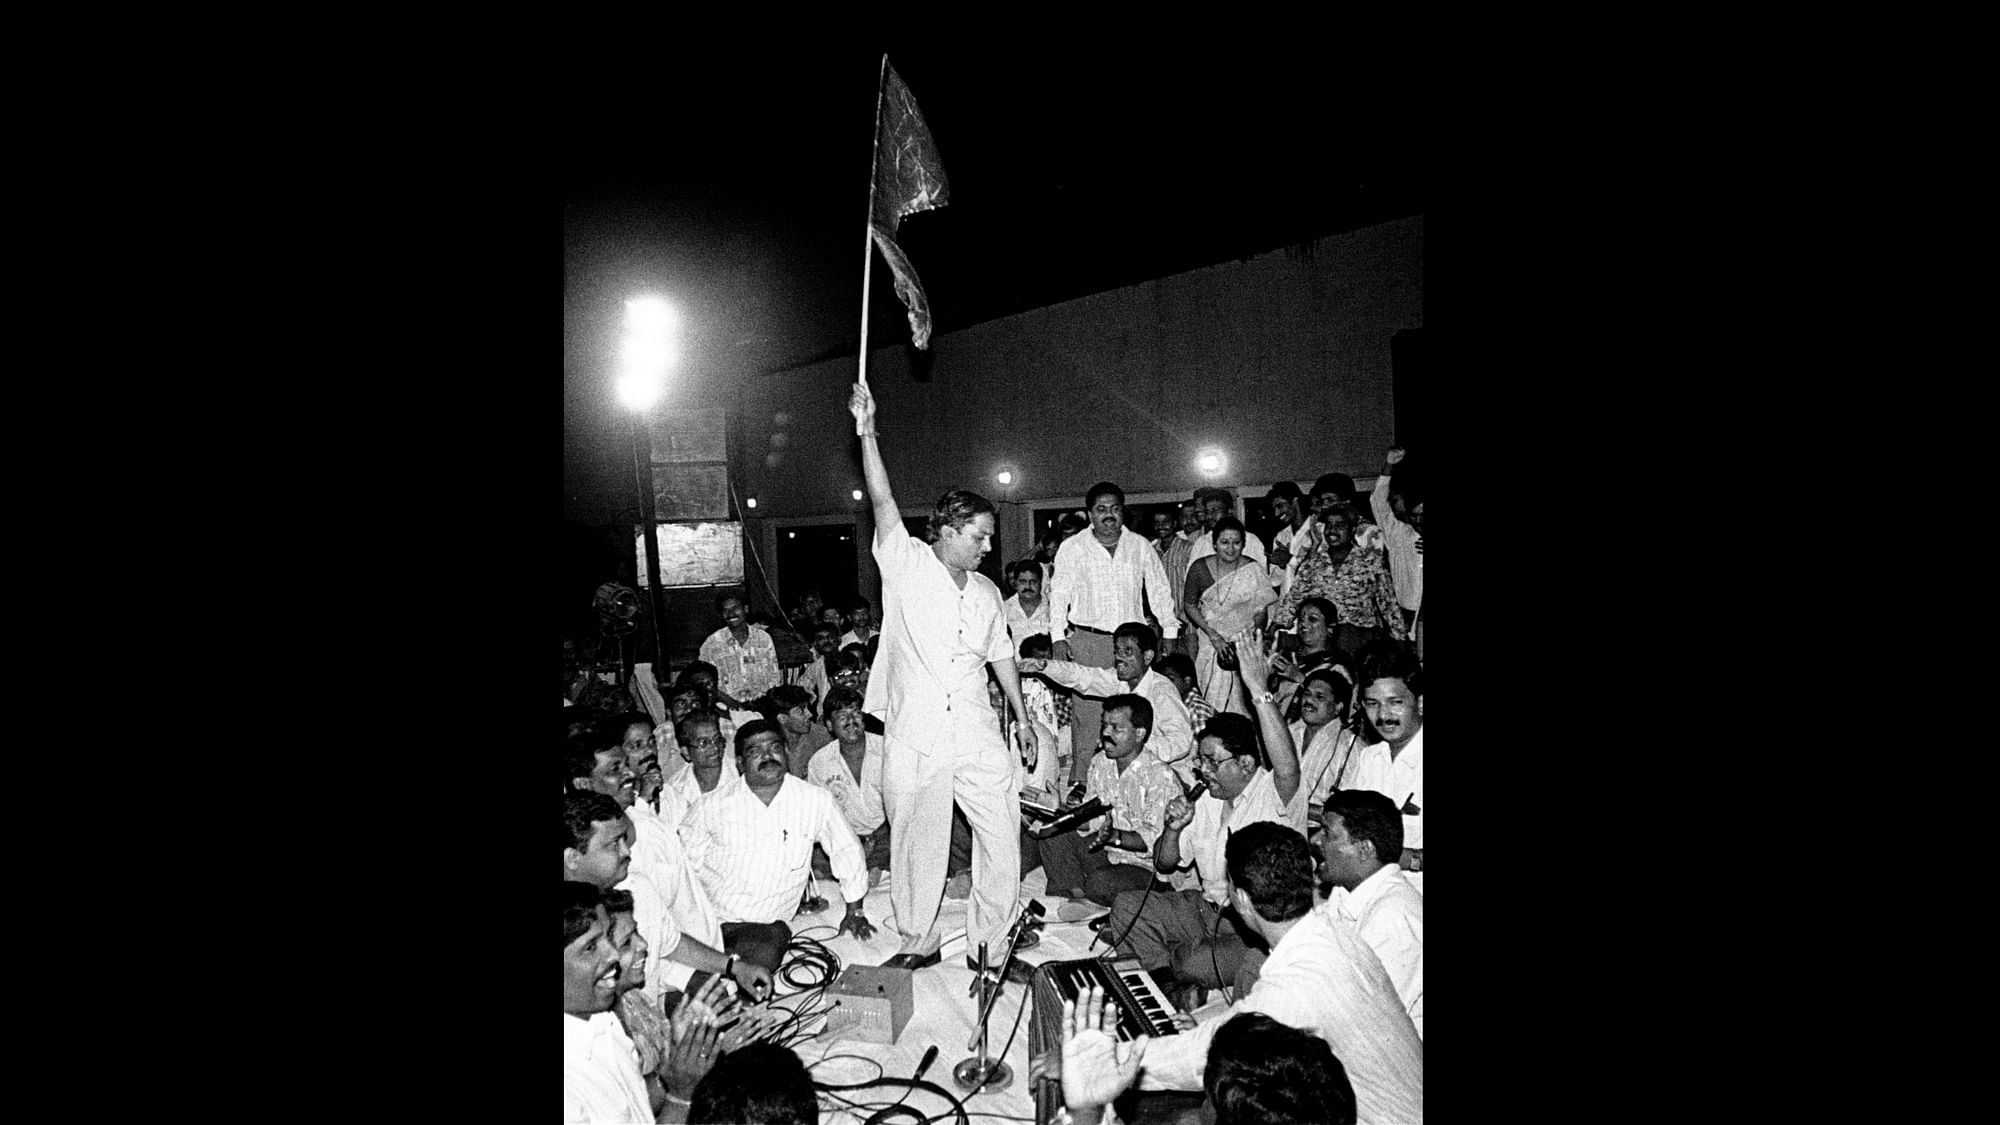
left=849, top=382, right=903, bottom=549
left=1233, top=637, right=1300, bottom=805
left=1371, top=447, right=1407, bottom=534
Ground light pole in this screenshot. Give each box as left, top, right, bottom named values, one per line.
left=618, top=296, right=678, bottom=671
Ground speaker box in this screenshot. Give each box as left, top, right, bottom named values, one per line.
left=821, top=962, right=915, bottom=1044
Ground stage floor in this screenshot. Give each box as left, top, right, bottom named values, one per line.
left=768, top=864, right=1139, bottom=1125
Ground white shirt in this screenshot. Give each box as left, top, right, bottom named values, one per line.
left=1173, top=766, right=1307, bottom=904
left=662, top=753, right=738, bottom=818
left=1037, top=662, right=1196, bottom=785
left=1342, top=726, right=1424, bottom=850
left=1325, top=864, right=1424, bottom=1038
left=1136, top=908, right=1422, bottom=1125
left=806, top=735, right=887, bottom=836
left=625, top=801, right=724, bottom=994
left=562, top=1011, right=653, bottom=1124
left=839, top=626, right=877, bottom=649
left=681, top=775, right=869, bottom=924
left=1046, top=526, right=1181, bottom=642
left=1002, top=592, right=1052, bottom=656
left=864, top=530, right=1014, bottom=759
left=1369, top=481, right=1423, bottom=613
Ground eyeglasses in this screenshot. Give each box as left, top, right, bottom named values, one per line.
left=689, top=736, right=728, bottom=750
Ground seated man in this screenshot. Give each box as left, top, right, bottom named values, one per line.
left=1104, top=642, right=1303, bottom=994
left=1318, top=789, right=1423, bottom=1037
left=1019, top=621, right=1196, bottom=786
left=688, top=1041, right=819, bottom=1125
left=805, top=687, right=891, bottom=881
left=1344, top=654, right=1424, bottom=870
left=664, top=710, right=740, bottom=815
left=1031, top=693, right=1179, bottom=917
left=564, top=791, right=774, bottom=1006
left=757, top=683, right=829, bottom=780
left=679, top=720, right=877, bottom=975
left=660, top=681, right=735, bottom=781
left=1132, top=823, right=1422, bottom=1125
left=567, top=724, right=726, bottom=993
left=563, top=880, right=653, bottom=1123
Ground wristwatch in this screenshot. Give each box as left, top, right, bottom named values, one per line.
left=1254, top=690, right=1277, bottom=706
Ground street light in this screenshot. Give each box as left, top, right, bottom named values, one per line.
left=619, top=295, right=679, bottom=672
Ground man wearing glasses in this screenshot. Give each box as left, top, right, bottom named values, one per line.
left=1103, top=639, right=1305, bottom=1000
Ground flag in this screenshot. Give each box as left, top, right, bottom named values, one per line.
left=870, top=60, right=949, bottom=349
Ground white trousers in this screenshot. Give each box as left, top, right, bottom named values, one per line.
left=882, top=704, right=1022, bottom=957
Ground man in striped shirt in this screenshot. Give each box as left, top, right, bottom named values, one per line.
left=1048, top=482, right=1182, bottom=787
left=679, top=720, right=876, bottom=975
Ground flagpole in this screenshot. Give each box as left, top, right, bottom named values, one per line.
left=857, top=53, right=889, bottom=435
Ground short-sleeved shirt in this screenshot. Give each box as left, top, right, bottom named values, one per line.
left=1173, top=766, right=1308, bottom=903
left=1082, top=752, right=1181, bottom=869
left=864, top=531, right=1014, bottom=758
left=698, top=625, right=782, bottom=704
left=806, top=735, right=887, bottom=836
left=563, top=1012, right=652, bottom=1123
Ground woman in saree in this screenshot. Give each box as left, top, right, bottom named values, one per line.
left=1182, top=516, right=1275, bottom=717
left=1269, top=501, right=1406, bottom=660
left=1267, top=595, right=1349, bottom=720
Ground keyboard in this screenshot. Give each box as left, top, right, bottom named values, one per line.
left=1029, top=957, right=1184, bottom=1124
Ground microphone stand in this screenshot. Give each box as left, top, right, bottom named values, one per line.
left=954, top=900, right=1045, bottom=1092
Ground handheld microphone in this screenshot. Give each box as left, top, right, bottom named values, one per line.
left=913, top=1045, right=940, bottom=1082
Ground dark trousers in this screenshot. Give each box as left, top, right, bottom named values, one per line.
left=720, top=920, right=792, bottom=977
left=1033, top=831, right=1160, bottom=905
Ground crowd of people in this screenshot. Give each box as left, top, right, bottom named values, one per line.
left=563, top=385, right=1424, bottom=1123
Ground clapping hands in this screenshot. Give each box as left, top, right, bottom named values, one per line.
left=1061, top=982, right=1149, bottom=1119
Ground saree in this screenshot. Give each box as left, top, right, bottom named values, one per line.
left=1194, top=557, right=1276, bottom=716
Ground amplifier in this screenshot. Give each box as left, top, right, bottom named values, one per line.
left=821, top=962, right=915, bottom=1044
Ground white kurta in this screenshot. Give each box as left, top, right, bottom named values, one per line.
left=865, top=530, right=1022, bottom=953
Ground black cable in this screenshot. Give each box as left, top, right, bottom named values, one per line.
left=1210, top=898, right=1233, bottom=1006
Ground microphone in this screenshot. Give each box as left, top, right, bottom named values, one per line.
left=1184, top=778, right=1210, bottom=803
left=913, top=1045, right=940, bottom=1082
left=1027, top=797, right=1106, bottom=839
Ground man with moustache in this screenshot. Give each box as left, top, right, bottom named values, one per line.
left=1343, top=656, right=1425, bottom=870
left=1046, top=482, right=1181, bottom=787
left=562, top=790, right=773, bottom=1006
left=1017, top=621, right=1196, bottom=786
left=679, top=720, right=877, bottom=975
left=849, top=382, right=1037, bottom=975
left=1031, top=693, right=1180, bottom=918
left=1103, top=643, right=1303, bottom=996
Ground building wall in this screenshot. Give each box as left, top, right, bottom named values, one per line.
left=733, top=214, right=1422, bottom=607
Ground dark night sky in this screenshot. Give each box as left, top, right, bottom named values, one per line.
left=564, top=27, right=1421, bottom=527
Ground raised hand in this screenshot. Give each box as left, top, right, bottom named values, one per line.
left=1061, top=982, right=1147, bottom=1114
left=849, top=382, right=877, bottom=437
left=1231, top=630, right=1273, bottom=690
left=1385, top=446, right=1406, bottom=467
left=1163, top=795, right=1196, bottom=833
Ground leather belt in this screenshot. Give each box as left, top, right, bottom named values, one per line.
left=1068, top=623, right=1114, bottom=636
